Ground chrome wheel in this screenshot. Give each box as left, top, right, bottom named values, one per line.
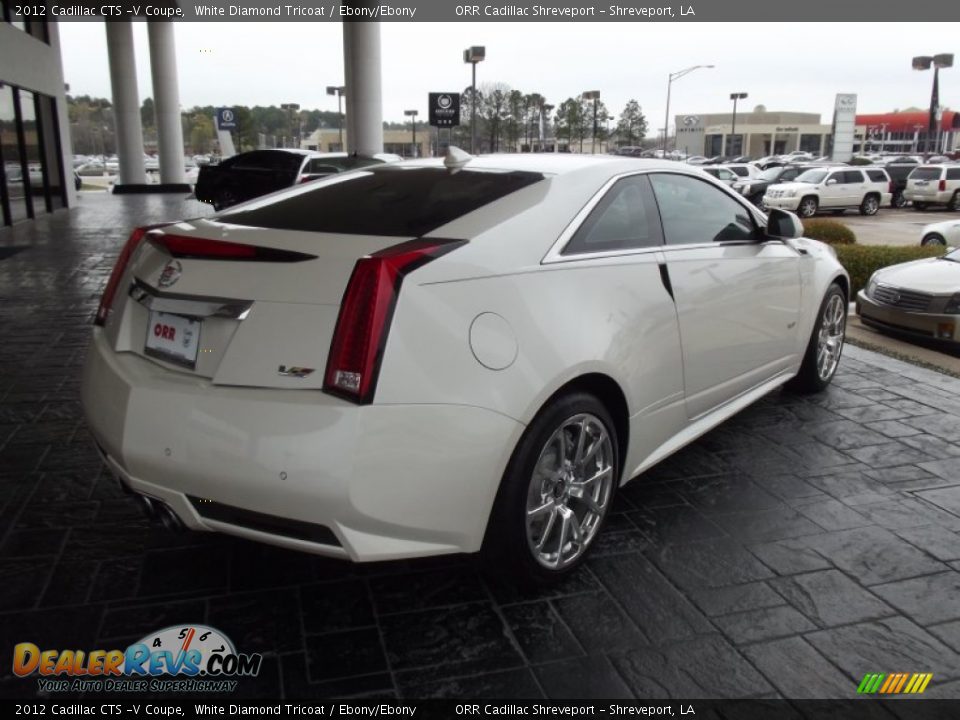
left=798, top=198, right=818, bottom=218
left=525, top=413, right=614, bottom=570
left=816, top=293, right=846, bottom=381
left=922, top=234, right=946, bottom=247
left=861, top=196, right=879, bottom=215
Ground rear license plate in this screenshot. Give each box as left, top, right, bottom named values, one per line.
left=145, top=311, right=201, bottom=368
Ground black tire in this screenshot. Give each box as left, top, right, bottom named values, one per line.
left=797, top=196, right=819, bottom=218
left=921, top=233, right=946, bottom=247
left=482, top=391, right=619, bottom=586
left=859, top=194, right=880, bottom=216
left=787, top=282, right=847, bottom=394
left=948, top=192, right=959, bottom=212
left=913, top=202, right=928, bottom=211
left=891, top=191, right=906, bottom=209
left=212, top=189, right=237, bottom=211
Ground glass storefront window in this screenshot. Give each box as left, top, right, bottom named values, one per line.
left=19, top=89, right=44, bottom=216
left=1, top=84, right=29, bottom=223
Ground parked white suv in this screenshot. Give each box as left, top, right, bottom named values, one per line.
left=904, top=165, right=960, bottom=211
left=764, top=167, right=892, bottom=218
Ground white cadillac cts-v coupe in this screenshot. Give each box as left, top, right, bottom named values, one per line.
left=81, top=151, right=849, bottom=584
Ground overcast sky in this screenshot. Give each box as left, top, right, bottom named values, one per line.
left=59, top=22, right=959, bottom=129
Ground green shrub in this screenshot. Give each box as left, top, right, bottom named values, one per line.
left=835, top=244, right=944, bottom=296
left=802, top=219, right=856, bottom=245
left=848, top=156, right=872, bottom=166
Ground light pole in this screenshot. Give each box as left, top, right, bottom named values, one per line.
left=912, top=54, right=953, bottom=155
left=280, top=102, right=300, bottom=148
left=540, top=103, right=554, bottom=151
left=404, top=109, right=419, bottom=157
left=729, top=92, right=747, bottom=157
left=463, top=45, right=485, bottom=153
left=663, top=64, right=714, bottom=155
left=326, top=85, right=346, bottom=151
left=582, top=91, right=600, bottom=154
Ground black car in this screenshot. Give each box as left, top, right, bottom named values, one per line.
left=194, top=149, right=398, bottom=210
left=732, top=164, right=817, bottom=206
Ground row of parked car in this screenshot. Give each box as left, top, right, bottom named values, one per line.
left=695, top=158, right=960, bottom=217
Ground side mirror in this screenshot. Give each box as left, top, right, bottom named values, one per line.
left=767, top=209, right=804, bottom=239
left=826, top=178, right=838, bottom=186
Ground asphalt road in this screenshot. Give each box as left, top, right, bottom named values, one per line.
left=834, top=206, right=959, bottom=247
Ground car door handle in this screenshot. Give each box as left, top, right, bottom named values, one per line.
left=658, top=263, right=674, bottom=301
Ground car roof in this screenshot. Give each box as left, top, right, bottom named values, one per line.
left=392, top=153, right=694, bottom=177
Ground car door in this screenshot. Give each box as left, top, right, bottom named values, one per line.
left=650, top=172, right=802, bottom=419
left=844, top=169, right=867, bottom=206
left=819, top=170, right=847, bottom=208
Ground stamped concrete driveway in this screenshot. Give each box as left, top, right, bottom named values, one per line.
left=2, top=194, right=960, bottom=700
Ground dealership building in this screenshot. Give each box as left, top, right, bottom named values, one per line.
left=674, top=106, right=960, bottom=158
left=0, top=10, right=75, bottom=226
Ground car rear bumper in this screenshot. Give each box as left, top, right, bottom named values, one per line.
left=856, top=291, right=960, bottom=344
left=904, top=190, right=952, bottom=205
left=81, top=328, right=523, bottom=561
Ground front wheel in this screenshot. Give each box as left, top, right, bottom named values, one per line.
left=787, top=283, right=847, bottom=394
left=921, top=233, right=946, bottom=247
left=483, top=392, right=618, bottom=586
left=797, top=196, right=819, bottom=218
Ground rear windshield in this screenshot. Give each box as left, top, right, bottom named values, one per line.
left=909, top=167, right=943, bottom=181
left=218, top=166, right=546, bottom=236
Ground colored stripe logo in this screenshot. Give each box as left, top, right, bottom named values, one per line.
left=857, top=673, right=933, bottom=694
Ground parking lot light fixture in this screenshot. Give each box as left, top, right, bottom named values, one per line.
left=729, top=92, right=748, bottom=157
left=326, top=86, right=346, bottom=151
left=663, top=64, right=714, bottom=154
left=463, top=46, right=486, bottom=153
left=912, top=54, right=953, bottom=155
left=404, top=109, right=419, bottom=157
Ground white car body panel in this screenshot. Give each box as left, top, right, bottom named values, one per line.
left=81, top=155, right=848, bottom=562
left=922, top=220, right=960, bottom=247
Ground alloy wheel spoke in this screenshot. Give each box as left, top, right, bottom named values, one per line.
left=535, top=506, right=558, bottom=551
left=527, top=500, right=554, bottom=520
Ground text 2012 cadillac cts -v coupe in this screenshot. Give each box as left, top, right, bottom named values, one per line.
left=81, top=151, right=849, bottom=584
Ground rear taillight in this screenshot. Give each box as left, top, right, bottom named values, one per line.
left=323, top=239, right=465, bottom=404
left=939, top=179, right=947, bottom=192
left=889, top=181, right=894, bottom=194
left=149, top=233, right=315, bottom=262
left=95, top=226, right=153, bottom=326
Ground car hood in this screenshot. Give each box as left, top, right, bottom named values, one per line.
left=875, top=257, right=960, bottom=295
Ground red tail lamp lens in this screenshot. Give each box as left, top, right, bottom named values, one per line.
left=323, top=239, right=465, bottom=404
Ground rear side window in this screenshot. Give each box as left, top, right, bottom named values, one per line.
left=947, top=168, right=960, bottom=180
left=866, top=170, right=887, bottom=183
left=910, top=167, right=943, bottom=181
left=728, top=166, right=749, bottom=177
left=563, top=175, right=663, bottom=255
left=218, top=167, right=546, bottom=236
